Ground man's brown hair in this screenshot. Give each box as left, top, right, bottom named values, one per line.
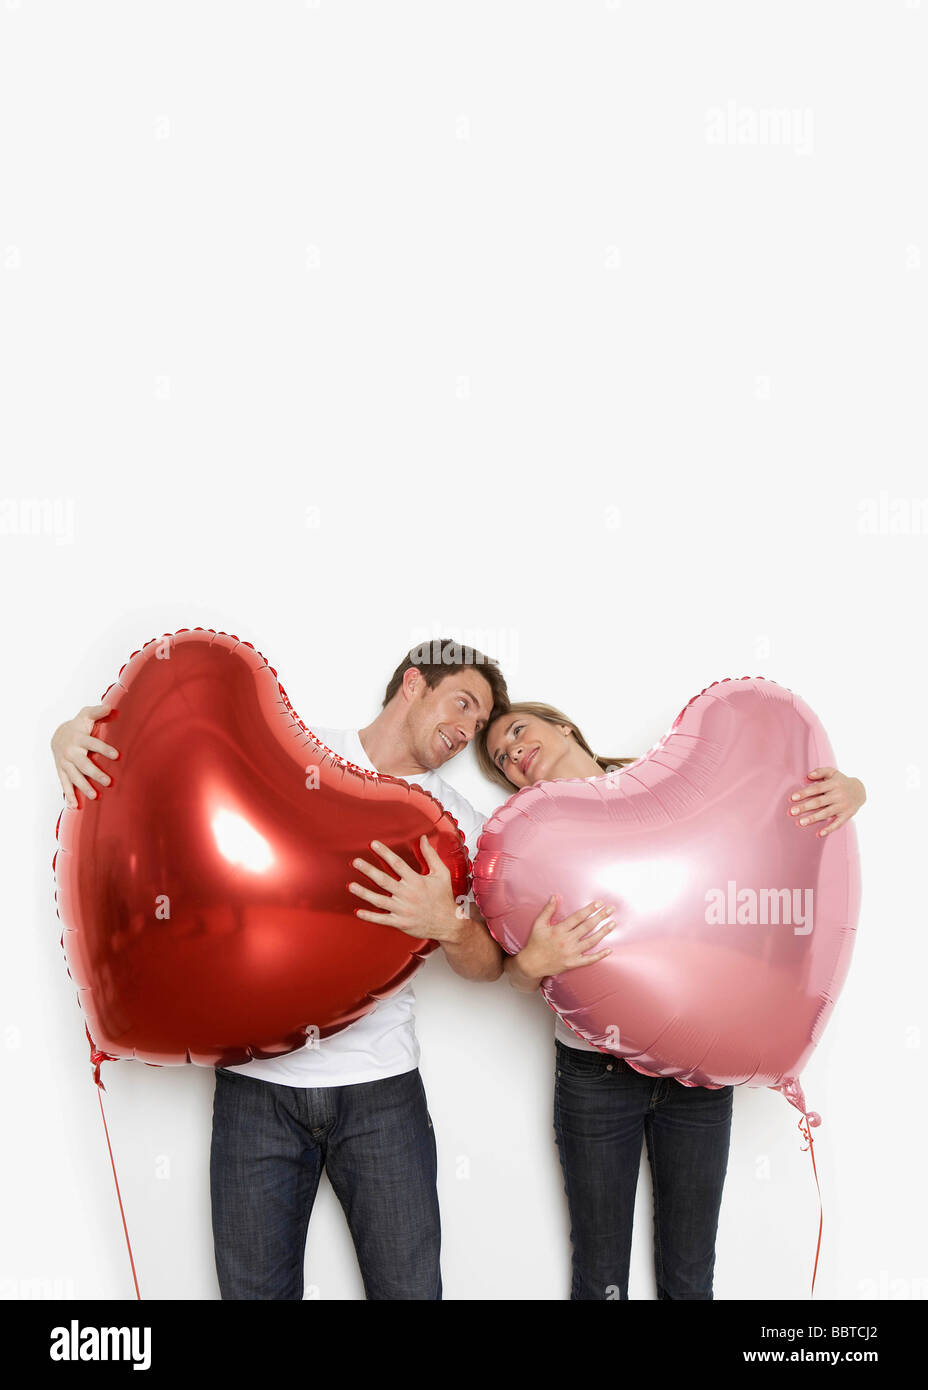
left=381, top=637, right=510, bottom=727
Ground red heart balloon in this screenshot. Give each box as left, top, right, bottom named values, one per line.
left=53, top=628, right=471, bottom=1068
left=472, top=677, right=860, bottom=1122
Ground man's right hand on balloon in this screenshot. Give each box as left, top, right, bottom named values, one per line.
left=51, top=703, right=119, bottom=809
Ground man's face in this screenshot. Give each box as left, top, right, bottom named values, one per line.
left=405, top=668, right=495, bottom=771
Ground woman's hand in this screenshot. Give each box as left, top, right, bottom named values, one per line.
left=504, top=896, right=615, bottom=993
left=788, top=766, right=866, bottom=838
left=51, top=704, right=119, bottom=809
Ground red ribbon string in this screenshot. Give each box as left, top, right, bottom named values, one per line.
left=96, top=1087, right=141, bottom=1300
left=798, top=1114, right=823, bottom=1297
left=86, top=1029, right=141, bottom=1300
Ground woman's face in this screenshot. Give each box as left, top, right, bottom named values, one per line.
left=485, top=711, right=575, bottom=789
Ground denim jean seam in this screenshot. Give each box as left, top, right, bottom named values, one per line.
left=644, top=1114, right=666, bottom=1298
left=553, top=1070, right=582, bottom=1300
left=556, top=1052, right=611, bottom=1084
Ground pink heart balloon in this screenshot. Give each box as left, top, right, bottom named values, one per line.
left=472, top=677, right=860, bottom=1123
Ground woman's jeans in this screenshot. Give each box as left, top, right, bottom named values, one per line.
left=554, top=1040, right=733, bottom=1300
left=209, top=1065, right=441, bottom=1300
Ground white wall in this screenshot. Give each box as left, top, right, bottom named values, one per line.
left=1, top=0, right=924, bottom=1302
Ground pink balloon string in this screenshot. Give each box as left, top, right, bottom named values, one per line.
left=798, top=1113, right=824, bottom=1298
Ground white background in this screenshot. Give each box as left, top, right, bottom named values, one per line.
left=1, top=0, right=925, bottom=1301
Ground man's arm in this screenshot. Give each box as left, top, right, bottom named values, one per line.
left=438, top=900, right=503, bottom=981
left=51, top=703, right=119, bottom=807
left=349, top=835, right=503, bottom=981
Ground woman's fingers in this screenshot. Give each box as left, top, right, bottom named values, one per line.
left=818, top=815, right=846, bottom=836
left=790, top=791, right=831, bottom=815
left=567, top=902, right=615, bottom=933
left=567, top=946, right=612, bottom=970
left=531, top=895, right=560, bottom=929
left=577, top=919, right=616, bottom=946
left=559, top=899, right=605, bottom=930
left=796, top=799, right=844, bottom=826
left=535, top=900, right=618, bottom=974
left=799, top=766, right=835, bottom=785
left=583, top=946, right=613, bottom=964
left=791, top=779, right=835, bottom=805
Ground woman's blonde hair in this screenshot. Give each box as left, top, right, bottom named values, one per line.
left=475, top=700, right=638, bottom=793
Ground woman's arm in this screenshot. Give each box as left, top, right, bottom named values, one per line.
left=789, top=767, right=866, bottom=837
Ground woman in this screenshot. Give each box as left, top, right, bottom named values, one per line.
left=475, top=702, right=866, bottom=1301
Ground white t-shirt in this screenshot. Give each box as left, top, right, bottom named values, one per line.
left=222, top=727, right=489, bottom=1087
left=554, top=1014, right=599, bottom=1052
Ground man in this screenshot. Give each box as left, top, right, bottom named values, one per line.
left=51, top=638, right=508, bottom=1300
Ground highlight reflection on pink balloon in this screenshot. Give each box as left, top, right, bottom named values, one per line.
left=472, top=677, right=860, bottom=1124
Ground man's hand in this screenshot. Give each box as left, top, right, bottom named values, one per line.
left=788, top=766, right=866, bottom=838
left=349, top=836, right=502, bottom=980
left=349, top=835, right=467, bottom=945
left=51, top=704, right=119, bottom=809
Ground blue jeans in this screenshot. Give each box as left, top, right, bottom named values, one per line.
left=209, top=1066, right=441, bottom=1300
left=554, top=1040, right=733, bottom=1300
